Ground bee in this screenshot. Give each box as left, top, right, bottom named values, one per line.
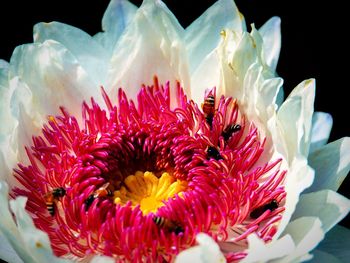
left=201, top=94, right=215, bottom=129
left=222, top=124, right=241, bottom=141
left=44, top=187, right=66, bottom=216
left=153, top=216, right=184, bottom=235
left=207, top=146, right=222, bottom=160
left=250, top=199, right=279, bottom=219
left=84, top=183, right=113, bottom=211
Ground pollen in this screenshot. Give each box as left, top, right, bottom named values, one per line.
left=113, top=171, right=187, bottom=215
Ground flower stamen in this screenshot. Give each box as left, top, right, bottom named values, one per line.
left=114, top=171, right=187, bottom=215
left=10, top=81, right=287, bottom=262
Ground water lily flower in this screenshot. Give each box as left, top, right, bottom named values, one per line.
left=0, top=0, right=349, bottom=262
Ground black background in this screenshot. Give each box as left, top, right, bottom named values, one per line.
left=0, top=0, right=348, bottom=229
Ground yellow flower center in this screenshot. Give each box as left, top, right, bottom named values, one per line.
left=113, top=171, right=187, bottom=215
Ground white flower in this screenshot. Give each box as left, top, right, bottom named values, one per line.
left=0, top=0, right=349, bottom=262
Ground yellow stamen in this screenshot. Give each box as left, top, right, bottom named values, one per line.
left=114, top=171, right=187, bottom=215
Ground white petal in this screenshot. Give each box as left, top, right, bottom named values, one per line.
left=230, top=32, right=259, bottom=87
left=292, top=190, right=350, bottom=232
left=310, top=112, right=333, bottom=153
left=16, top=102, right=44, bottom=163
left=258, top=17, right=281, bottom=71
left=94, top=0, right=137, bottom=56
left=276, top=79, right=315, bottom=161
left=5, top=78, right=44, bottom=167
left=221, top=29, right=280, bottom=111
left=185, top=0, right=245, bottom=73
left=215, top=30, right=257, bottom=105
left=268, top=81, right=317, bottom=240
left=307, top=137, right=350, bottom=192
left=259, top=77, right=283, bottom=111
left=0, top=181, right=57, bottom=263
left=190, top=28, right=239, bottom=105
left=90, top=255, right=115, bottom=263
left=9, top=40, right=101, bottom=119
left=34, top=22, right=109, bottom=86
left=175, top=233, right=226, bottom=263
left=0, top=67, right=18, bottom=181
left=275, top=159, right=315, bottom=239
left=240, top=64, right=282, bottom=133
left=9, top=196, right=70, bottom=263
left=0, top=151, right=8, bottom=182
left=279, top=217, right=324, bottom=263
left=0, top=60, right=16, bottom=143
left=315, top=225, right=350, bottom=263
left=241, top=234, right=294, bottom=263
left=266, top=84, right=317, bottom=244
left=106, top=0, right=190, bottom=106
left=245, top=25, right=282, bottom=116
left=190, top=48, right=220, bottom=105
left=9, top=77, right=41, bottom=129
left=214, top=27, right=282, bottom=130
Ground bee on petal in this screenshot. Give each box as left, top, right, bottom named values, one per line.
left=250, top=199, right=279, bottom=219
left=153, top=216, right=184, bottom=235
left=44, top=187, right=66, bottom=216
left=222, top=124, right=241, bottom=141
left=207, top=146, right=222, bottom=160
left=201, top=94, right=215, bottom=129
left=84, top=183, right=113, bottom=211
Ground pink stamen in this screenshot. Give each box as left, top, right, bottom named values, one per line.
left=10, top=82, right=287, bottom=261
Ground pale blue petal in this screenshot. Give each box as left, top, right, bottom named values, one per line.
left=185, top=0, right=246, bottom=73
left=307, top=137, right=350, bottom=192
left=315, top=225, right=350, bottom=263
left=9, top=197, right=70, bottom=263
left=291, top=190, right=350, bottom=232
left=258, top=17, right=281, bottom=71
left=107, top=0, right=190, bottom=104
left=34, top=22, right=109, bottom=86
left=275, top=85, right=284, bottom=107
left=0, top=232, right=23, bottom=263
left=279, top=217, right=324, bottom=262
left=95, top=0, right=137, bottom=56
left=0, top=59, right=8, bottom=86
left=0, top=59, right=8, bottom=67
left=311, top=250, right=343, bottom=263
left=310, top=112, right=333, bottom=153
